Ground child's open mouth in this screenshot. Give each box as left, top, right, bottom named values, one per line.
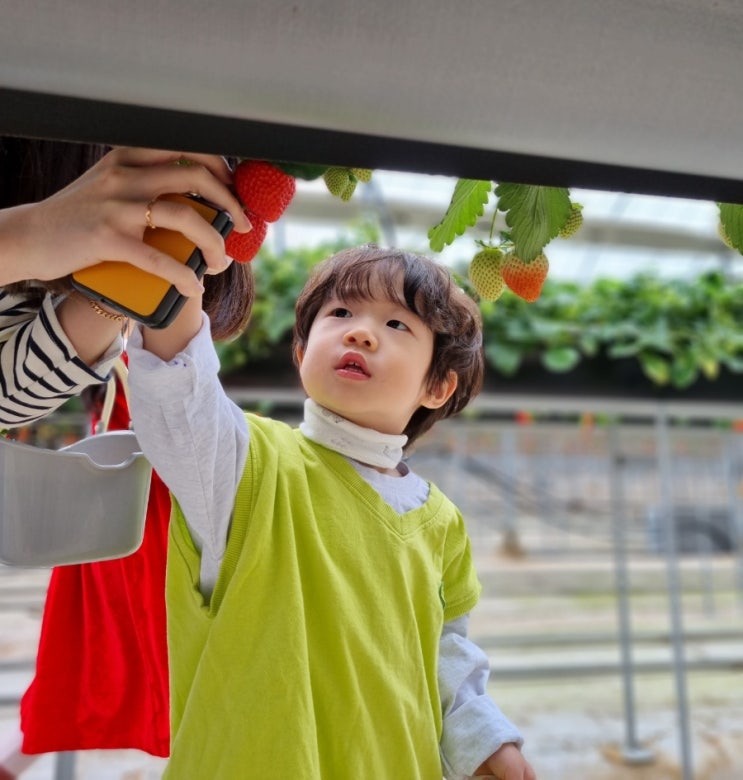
left=336, top=354, right=370, bottom=378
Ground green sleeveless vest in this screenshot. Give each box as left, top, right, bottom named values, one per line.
left=165, top=413, right=480, bottom=779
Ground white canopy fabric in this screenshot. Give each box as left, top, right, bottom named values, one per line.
left=1, top=0, right=742, bottom=201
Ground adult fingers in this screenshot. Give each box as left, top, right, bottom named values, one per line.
left=98, top=234, right=206, bottom=297
left=142, top=196, right=236, bottom=274
left=107, top=147, right=234, bottom=186
left=109, top=162, right=251, bottom=234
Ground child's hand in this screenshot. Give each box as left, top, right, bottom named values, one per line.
left=474, top=742, right=537, bottom=780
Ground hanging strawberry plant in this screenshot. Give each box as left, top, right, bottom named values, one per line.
left=429, top=177, right=743, bottom=306
left=219, top=156, right=743, bottom=395
left=225, top=159, right=373, bottom=263
left=427, top=180, right=582, bottom=302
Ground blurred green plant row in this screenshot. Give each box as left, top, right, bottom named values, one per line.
left=218, top=224, right=743, bottom=390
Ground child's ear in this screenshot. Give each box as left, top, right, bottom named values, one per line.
left=295, top=345, right=304, bottom=366
left=422, top=370, right=458, bottom=410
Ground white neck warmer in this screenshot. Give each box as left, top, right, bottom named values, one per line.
left=299, top=398, right=407, bottom=470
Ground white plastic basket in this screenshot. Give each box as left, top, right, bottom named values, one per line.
left=0, top=361, right=152, bottom=567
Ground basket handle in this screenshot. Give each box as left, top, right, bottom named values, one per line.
left=97, top=358, right=130, bottom=434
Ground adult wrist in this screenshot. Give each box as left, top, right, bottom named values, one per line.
left=83, top=295, right=128, bottom=323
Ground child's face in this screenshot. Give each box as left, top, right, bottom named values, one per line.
left=297, top=277, right=453, bottom=434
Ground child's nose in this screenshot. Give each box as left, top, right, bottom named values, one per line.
left=343, top=325, right=378, bottom=350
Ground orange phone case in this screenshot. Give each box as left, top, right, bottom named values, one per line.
left=72, top=193, right=233, bottom=328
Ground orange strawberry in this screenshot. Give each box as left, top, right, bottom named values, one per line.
left=501, top=253, right=549, bottom=302
left=233, top=160, right=296, bottom=222
left=225, top=217, right=267, bottom=263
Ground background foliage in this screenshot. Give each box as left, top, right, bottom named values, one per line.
left=218, top=225, right=743, bottom=391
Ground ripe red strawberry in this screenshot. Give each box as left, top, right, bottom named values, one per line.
left=233, top=160, right=296, bottom=222
left=501, top=253, right=549, bottom=302
left=225, top=217, right=267, bottom=263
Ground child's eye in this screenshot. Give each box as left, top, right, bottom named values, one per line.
left=387, top=319, right=409, bottom=331
left=330, top=307, right=352, bottom=318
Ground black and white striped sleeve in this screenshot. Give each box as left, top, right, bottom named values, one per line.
left=0, top=289, right=122, bottom=427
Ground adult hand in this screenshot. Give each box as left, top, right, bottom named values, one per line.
left=1, top=147, right=251, bottom=294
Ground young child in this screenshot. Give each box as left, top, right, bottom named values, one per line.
left=127, top=244, right=536, bottom=780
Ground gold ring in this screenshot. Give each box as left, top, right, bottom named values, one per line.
left=145, top=198, right=157, bottom=230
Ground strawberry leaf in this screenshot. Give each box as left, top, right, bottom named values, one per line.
left=275, top=162, right=330, bottom=180
left=495, top=183, right=571, bottom=262
left=718, top=202, right=743, bottom=254
left=542, top=346, right=581, bottom=372
left=639, top=351, right=671, bottom=385
left=428, top=179, right=492, bottom=252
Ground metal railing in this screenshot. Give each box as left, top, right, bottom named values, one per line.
left=2, top=390, right=742, bottom=779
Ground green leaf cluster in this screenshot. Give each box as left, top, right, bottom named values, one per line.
left=220, top=220, right=743, bottom=391
left=428, top=179, right=576, bottom=261
left=494, top=183, right=572, bottom=261
left=427, top=179, right=492, bottom=251
left=455, top=267, right=743, bottom=388
left=718, top=202, right=743, bottom=253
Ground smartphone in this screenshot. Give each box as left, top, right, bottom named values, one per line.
left=72, top=193, right=234, bottom=329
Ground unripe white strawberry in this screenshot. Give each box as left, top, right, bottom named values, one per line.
left=350, top=167, right=373, bottom=183
left=340, top=179, right=358, bottom=202
left=323, top=167, right=350, bottom=197
left=469, top=248, right=505, bottom=301
left=718, top=222, right=735, bottom=249
left=559, top=204, right=584, bottom=238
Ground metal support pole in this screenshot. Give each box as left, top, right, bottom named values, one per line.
left=608, top=424, right=654, bottom=764
left=656, top=406, right=694, bottom=780
left=724, top=431, right=743, bottom=610
left=54, top=751, right=77, bottom=780
left=698, top=503, right=715, bottom=618
left=501, top=427, right=519, bottom=546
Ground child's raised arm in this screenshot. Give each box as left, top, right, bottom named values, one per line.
left=141, top=289, right=207, bottom=361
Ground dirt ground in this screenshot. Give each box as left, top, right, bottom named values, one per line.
left=489, top=672, right=743, bottom=779
left=4, top=676, right=741, bottom=779
left=472, top=549, right=743, bottom=780
left=2, top=551, right=743, bottom=779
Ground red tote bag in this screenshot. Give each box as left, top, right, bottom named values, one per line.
left=20, top=359, right=171, bottom=757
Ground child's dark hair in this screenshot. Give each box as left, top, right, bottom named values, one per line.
left=1, top=136, right=252, bottom=341
left=292, top=245, right=484, bottom=448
